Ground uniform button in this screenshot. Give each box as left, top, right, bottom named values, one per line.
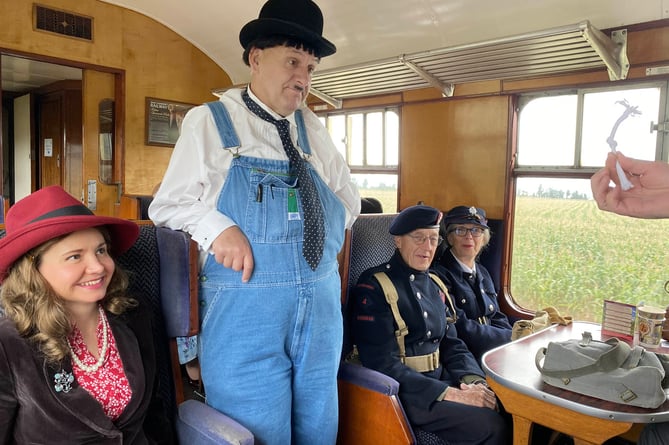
left=410, top=274, right=415, bottom=282
left=461, top=298, right=466, bottom=304
left=489, top=304, right=494, bottom=311
left=423, top=311, right=428, bottom=318
left=426, top=330, right=432, bottom=337
left=416, top=292, right=422, bottom=299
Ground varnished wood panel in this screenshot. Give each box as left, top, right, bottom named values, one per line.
left=1, top=0, right=231, bottom=214
left=337, top=379, right=413, bottom=445
left=399, top=96, right=510, bottom=219
left=83, top=70, right=118, bottom=216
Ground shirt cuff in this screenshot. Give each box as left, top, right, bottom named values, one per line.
left=461, top=374, right=487, bottom=385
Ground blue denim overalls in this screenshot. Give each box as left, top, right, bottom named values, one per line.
left=198, top=101, right=345, bottom=445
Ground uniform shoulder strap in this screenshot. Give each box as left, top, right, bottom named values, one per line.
left=205, top=101, right=241, bottom=149
left=429, top=272, right=458, bottom=322
left=373, top=272, right=408, bottom=359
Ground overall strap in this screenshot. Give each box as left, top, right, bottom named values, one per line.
left=374, top=272, right=408, bottom=360
left=294, top=109, right=313, bottom=155
left=205, top=101, right=241, bottom=149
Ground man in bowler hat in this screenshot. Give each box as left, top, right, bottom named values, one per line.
left=351, top=205, right=508, bottom=444
left=150, top=0, right=360, bottom=443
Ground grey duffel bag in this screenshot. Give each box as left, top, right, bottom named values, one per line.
left=535, top=331, right=668, bottom=408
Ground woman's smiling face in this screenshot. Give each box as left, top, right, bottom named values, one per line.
left=37, top=228, right=114, bottom=309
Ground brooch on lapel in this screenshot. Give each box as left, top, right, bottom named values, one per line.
left=54, top=370, right=75, bottom=393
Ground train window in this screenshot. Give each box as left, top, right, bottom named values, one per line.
left=319, top=108, right=399, bottom=212
left=511, top=81, right=669, bottom=322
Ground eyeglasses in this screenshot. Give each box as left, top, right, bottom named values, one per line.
left=449, top=227, right=485, bottom=238
left=406, top=233, right=444, bottom=246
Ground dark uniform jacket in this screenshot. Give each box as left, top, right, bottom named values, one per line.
left=434, top=250, right=512, bottom=360
left=0, top=303, right=175, bottom=444
left=351, top=251, right=485, bottom=411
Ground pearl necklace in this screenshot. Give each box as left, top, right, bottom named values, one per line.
left=68, top=306, right=109, bottom=373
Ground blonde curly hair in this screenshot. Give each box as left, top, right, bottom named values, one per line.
left=0, top=228, right=137, bottom=365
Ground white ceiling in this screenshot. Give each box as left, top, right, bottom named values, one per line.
left=1, top=56, right=82, bottom=93
left=98, top=0, right=669, bottom=85
left=2, top=1, right=668, bottom=94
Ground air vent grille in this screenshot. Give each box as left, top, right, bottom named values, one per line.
left=34, top=4, right=92, bottom=41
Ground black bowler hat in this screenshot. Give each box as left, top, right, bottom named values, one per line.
left=443, top=206, right=489, bottom=228
left=389, top=205, right=443, bottom=236
left=239, top=0, right=336, bottom=58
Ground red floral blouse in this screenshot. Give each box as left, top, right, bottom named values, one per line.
left=68, top=312, right=133, bottom=420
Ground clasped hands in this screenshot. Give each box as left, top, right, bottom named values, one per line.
left=442, top=382, right=498, bottom=410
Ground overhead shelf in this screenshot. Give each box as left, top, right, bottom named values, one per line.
left=309, top=20, right=628, bottom=108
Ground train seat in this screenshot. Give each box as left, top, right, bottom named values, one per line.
left=116, top=225, right=254, bottom=444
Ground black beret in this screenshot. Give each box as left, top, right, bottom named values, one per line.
left=389, top=205, right=443, bottom=235
left=443, top=206, right=489, bottom=228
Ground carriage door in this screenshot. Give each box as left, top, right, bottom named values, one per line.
left=36, top=82, right=82, bottom=195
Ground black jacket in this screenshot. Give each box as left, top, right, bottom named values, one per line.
left=0, top=304, right=175, bottom=444
left=434, top=250, right=512, bottom=361
left=351, top=251, right=484, bottom=411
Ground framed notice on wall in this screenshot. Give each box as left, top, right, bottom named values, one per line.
left=145, top=97, right=195, bottom=147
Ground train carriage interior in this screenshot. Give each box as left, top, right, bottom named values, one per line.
left=2, top=0, right=669, bottom=443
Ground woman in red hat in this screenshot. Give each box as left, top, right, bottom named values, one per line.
left=0, top=186, right=173, bottom=444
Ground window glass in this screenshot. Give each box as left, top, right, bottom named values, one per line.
left=366, top=112, right=384, bottom=166
left=511, top=82, right=669, bottom=323
left=517, top=95, right=577, bottom=166
left=348, top=113, right=364, bottom=166
left=385, top=110, right=399, bottom=167
left=319, top=107, right=400, bottom=213
left=511, top=177, right=669, bottom=321
left=352, top=173, right=398, bottom=213
left=327, top=114, right=346, bottom=159
left=580, top=87, right=661, bottom=166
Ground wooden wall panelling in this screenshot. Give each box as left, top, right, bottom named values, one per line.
left=399, top=96, right=510, bottom=218
left=83, top=70, right=118, bottom=216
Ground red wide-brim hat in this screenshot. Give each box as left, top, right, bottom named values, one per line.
left=0, top=185, right=139, bottom=283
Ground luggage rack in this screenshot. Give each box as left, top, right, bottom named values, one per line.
left=307, top=20, right=628, bottom=108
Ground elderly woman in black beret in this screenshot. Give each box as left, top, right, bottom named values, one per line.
left=433, top=206, right=512, bottom=362
left=351, top=205, right=508, bottom=444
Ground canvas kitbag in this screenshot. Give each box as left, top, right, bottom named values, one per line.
left=535, top=331, right=669, bottom=408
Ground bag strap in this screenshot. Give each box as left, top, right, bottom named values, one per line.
left=374, top=271, right=460, bottom=362
left=428, top=273, right=458, bottom=322
left=374, top=272, right=408, bottom=360
left=536, top=336, right=632, bottom=378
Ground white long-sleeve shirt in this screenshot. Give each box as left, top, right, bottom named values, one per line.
left=149, top=87, right=360, bottom=264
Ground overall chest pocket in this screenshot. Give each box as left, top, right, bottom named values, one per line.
left=244, top=168, right=304, bottom=243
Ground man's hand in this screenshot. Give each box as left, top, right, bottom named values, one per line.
left=591, top=152, right=669, bottom=218
left=442, top=382, right=498, bottom=410
left=210, top=226, right=255, bottom=282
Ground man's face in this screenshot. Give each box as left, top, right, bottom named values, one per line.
left=249, top=45, right=319, bottom=117
left=395, top=228, right=441, bottom=271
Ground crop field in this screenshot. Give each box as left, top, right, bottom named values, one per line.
left=511, top=197, right=669, bottom=322
left=357, top=189, right=398, bottom=214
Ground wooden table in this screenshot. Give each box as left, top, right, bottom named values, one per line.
left=482, top=321, right=669, bottom=445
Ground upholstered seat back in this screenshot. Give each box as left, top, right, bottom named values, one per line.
left=342, top=214, right=397, bottom=358
left=116, top=224, right=177, bottom=425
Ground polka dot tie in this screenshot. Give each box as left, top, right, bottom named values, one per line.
left=242, top=90, right=324, bottom=270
